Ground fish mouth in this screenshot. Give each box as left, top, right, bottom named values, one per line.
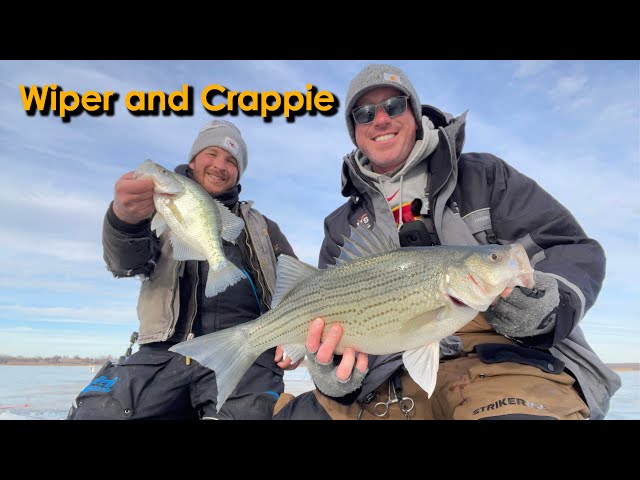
left=518, top=271, right=535, bottom=289
left=509, top=243, right=535, bottom=289
left=447, top=285, right=488, bottom=312
left=448, top=294, right=473, bottom=309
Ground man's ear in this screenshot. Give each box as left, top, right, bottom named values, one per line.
left=188, top=158, right=195, bottom=169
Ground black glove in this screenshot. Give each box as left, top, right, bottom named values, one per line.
left=486, top=271, right=560, bottom=338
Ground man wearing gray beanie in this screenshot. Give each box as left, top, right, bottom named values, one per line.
left=187, top=119, right=248, bottom=189
left=68, top=119, right=301, bottom=421
left=274, top=63, right=618, bottom=421
left=343, top=63, right=424, bottom=147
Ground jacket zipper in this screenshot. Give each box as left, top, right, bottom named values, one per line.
left=184, top=332, right=194, bottom=365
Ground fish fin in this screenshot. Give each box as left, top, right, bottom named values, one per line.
left=169, top=231, right=207, bottom=261
left=205, top=259, right=246, bottom=297
left=166, top=200, right=186, bottom=225
left=398, top=309, right=442, bottom=335
left=334, top=223, right=399, bottom=266
left=271, top=255, right=319, bottom=308
left=213, top=199, right=245, bottom=244
left=281, top=344, right=306, bottom=364
left=150, top=212, right=167, bottom=237
left=169, top=324, right=261, bottom=412
left=402, top=342, right=440, bottom=398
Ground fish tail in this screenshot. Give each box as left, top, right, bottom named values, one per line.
left=169, top=323, right=261, bottom=412
left=205, top=258, right=246, bottom=297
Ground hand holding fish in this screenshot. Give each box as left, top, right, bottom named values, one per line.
left=303, top=317, right=370, bottom=397
left=274, top=345, right=301, bottom=370
left=486, top=271, right=560, bottom=338
left=305, top=317, right=369, bottom=381
left=113, top=171, right=156, bottom=225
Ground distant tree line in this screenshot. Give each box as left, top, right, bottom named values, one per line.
left=0, top=354, right=115, bottom=365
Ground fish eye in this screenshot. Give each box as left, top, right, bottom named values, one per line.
left=487, top=253, right=500, bottom=262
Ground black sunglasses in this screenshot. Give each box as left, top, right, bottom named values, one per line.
left=351, top=95, right=409, bottom=125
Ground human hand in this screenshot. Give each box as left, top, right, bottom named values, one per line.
left=486, top=271, right=560, bottom=338
left=112, top=172, right=156, bottom=225
left=274, top=345, right=302, bottom=370
left=304, top=317, right=369, bottom=398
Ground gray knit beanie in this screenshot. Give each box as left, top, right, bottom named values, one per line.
left=188, top=120, right=248, bottom=184
left=345, top=63, right=423, bottom=146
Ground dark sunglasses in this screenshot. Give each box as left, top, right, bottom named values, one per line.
left=351, top=95, right=409, bottom=125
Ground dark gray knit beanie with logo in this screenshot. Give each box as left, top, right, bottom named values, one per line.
left=188, top=120, right=248, bottom=184
left=344, top=63, right=423, bottom=146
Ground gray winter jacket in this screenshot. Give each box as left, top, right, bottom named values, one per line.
left=318, top=105, right=621, bottom=420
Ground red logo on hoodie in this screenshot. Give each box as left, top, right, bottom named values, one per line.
left=386, top=189, right=400, bottom=202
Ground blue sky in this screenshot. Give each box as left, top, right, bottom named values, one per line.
left=0, top=60, right=637, bottom=363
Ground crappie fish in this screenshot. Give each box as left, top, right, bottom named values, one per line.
left=134, top=159, right=245, bottom=297
left=170, top=223, right=535, bottom=411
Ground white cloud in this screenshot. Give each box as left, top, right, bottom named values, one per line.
left=513, top=60, right=555, bottom=78
left=551, top=74, right=588, bottom=98
left=2, top=326, right=34, bottom=332
left=598, top=100, right=639, bottom=125
left=0, top=228, right=103, bottom=264
left=0, top=276, right=137, bottom=298
left=241, top=60, right=310, bottom=87
left=0, top=178, right=108, bottom=219
left=0, top=304, right=137, bottom=326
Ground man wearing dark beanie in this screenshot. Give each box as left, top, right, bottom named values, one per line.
left=67, top=119, right=299, bottom=420
left=274, top=63, right=620, bottom=420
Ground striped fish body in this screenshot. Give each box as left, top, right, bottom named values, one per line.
left=170, top=224, right=534, bottom=412
left=247, top=248, right=476, bottom=356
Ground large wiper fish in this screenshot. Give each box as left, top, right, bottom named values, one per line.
left=170, top=224, right=534, bottom=411
left=134, top=159, right=245, bottom=297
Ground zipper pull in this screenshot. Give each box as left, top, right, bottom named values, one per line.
left=185, top=333, right=194, bottom=365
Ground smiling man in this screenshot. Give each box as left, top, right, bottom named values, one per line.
left=187, top=124, right=242, bottom=195
left=274, top=63, right=620, bottom=421
left=352, top=88, right=417, bottom=174
left=67, top=120, right=298, bottom=420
